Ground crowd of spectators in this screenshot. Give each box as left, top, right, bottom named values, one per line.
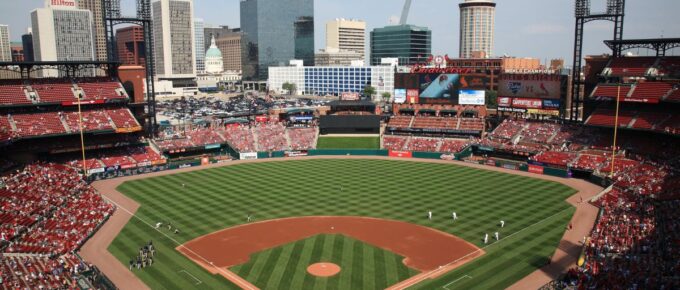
left=382, top=135, right=474, bottom=154
left=253, top=122, right=288, bottom=152
left=0, top=254, right=88, bottom=289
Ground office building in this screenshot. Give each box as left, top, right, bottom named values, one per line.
left=459, top=0, right=496, bottom=58
left=194, top=18, right=205, bottom=72
left=215, top=32, right=242, bottom=72
left=31, top=2, right=95, bottom=76
left=116, top=25, right=145, bottom=66
left=152, top=0, right=196, bottom=80
left=76, top=0, right=107, bottom=61
left=22, top=30, right=34, bottom=62
left=315, top=48, right=364, bottom=66
left=204, top=25, right=238, bottom=51
left=240, top=0, right=314, bottom=80
left=269, top=61, right=395, bottom=98
left=370, top=24, right=431, bottom=66
left=0, top=25, right=10, bottom=62
left=326, top=18, right=365, bottom=58
left=11, top=42, right=24, bottom=62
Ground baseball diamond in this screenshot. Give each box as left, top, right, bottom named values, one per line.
left=93, top=157, right=588, bottom=289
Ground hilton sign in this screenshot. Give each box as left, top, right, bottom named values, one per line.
left=46, top=0, right=77, bottom=8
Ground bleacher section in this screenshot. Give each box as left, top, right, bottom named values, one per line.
left=606, top=57, right=656, bottom=77
left=382, top=135, right=473, bottom=154
left=4, top=108, right=141, bottom=139
left=0, top=83, right=30, bottom=106
left=78, top=81, right=127, bottom=101
left=0, top=79, right=129, bottom=107
left=629, top=82, right=673, bottom=102
left=12, top=112, right=68, bottom=137
left=591, top=84, right=632, bottom=99
left=585, top=109, right=635, bottom=127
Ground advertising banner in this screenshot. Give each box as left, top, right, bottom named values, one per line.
left=497, top=107, right=527, bottom=113
left=527, top=109, right=560, bottom=116
left=498, top=97, right=512, bottom=107
left=205, top=144, right=221, bottom=150
left=121, top=163, right=138, bottom=169
left=151, top=159, right=167, bottom=165
left=61, top=99, right=105, bottom=106
left=407, top=89, right=420, bottom=104
left=394, top=89, right=407, bottom=103
left=528, top=164, right=545, bottom=175
left=285, top=150, right=308, bottom=157
left=542, top=99, right=561, bottom=109
left=499, top=74, right=563, bottom=99
left=87, top=167, right=105, bottom=175
left=341, top=92, right=360, bottom=101
left=388, top=150, right=413, bottom=158
left=511, top=98, right=543, bottom=109
left=239, top=152, right=258, bottom=160
left=201, top=157, right=210, bottom=165
left=459, top=90, right=486, bottom=105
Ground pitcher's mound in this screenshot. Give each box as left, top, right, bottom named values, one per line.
left=307, top=262, right=341, bottom=277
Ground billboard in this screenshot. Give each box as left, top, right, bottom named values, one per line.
left=394, top=89, right=407, bottom=103
left=407, top=89, right=420, bottom=104
left=395, top=72, right=489, bottom=104
left=511, top=98, right=543, bottom=109
left=459, top=90, right=486, bottom=105
left=341, top=92, right=360, bottom=101
left=48, top=0, right=77, bottom=8
left=499, top=74, right=563, bottom=99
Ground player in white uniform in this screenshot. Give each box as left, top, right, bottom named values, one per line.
left=500, top=220, right=505, bottom=227
left=494, top=232, right=500, bottom=241
left=428, top=211, right=433, bottom=220
left=484, top=233, right=489, bottom=244
left=452, top=212, right=458, bottom=220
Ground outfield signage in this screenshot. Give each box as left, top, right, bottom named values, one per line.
left=528, top=164, right=544, bottom=175
left=205, top=144, right=221, bottom=150
left=87, top=167, right=105, bottom=175
left=388, top=150, right=413, bottom=158
left=285, top=150, right=308, bottom=157
left=394, top=89, right=407, bottom=103
left=240, top=152, right=258, bottom=160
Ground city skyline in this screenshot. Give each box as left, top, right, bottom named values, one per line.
left=1, top=0, right=679, bottom=64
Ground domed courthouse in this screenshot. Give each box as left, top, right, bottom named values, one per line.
left=205, top=36, right=224, bottom=74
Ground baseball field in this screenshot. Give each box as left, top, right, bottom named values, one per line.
left=107, top=158, right=576, bottom=289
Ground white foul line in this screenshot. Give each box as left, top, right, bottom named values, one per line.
left=443, top=275, right=472, bottom=290
left=178, top=269, right=203, bottom=285
left=101, top=195, right=259, bottom=290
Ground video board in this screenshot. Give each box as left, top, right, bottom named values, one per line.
left=395, top=72, right=489, bottom=105
left=498, top=74, right=565, bottom=100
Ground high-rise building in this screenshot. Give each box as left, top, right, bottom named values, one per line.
left=204, top=25, right=238, bottom=52
left=11, top=42, right=24, bottom=62
left=326, top=18, right=365, bottom=58
left=215, top=33, right=242, bottom=72
left=240, top=0, right=314, bottom=80
left=76, top=0, right=107, bottom=61
left=116, top=25, right=145, bottom=66
left=370, top=24, right=431, bottom=66
left=31, top=1, right=95, bottom=76
left=0, top=25, right=11, bottom=62
left=459, top=0, right=496, bottom=59
left=194, top=18, right=205, bottom=73
left=22, top=29, right=34, bottom=62
left=314, top=48, right=364, bottom=66
left=152, top=0, right=196, bottom=80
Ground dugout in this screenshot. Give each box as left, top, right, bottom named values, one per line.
left=319, top=100, right=380, bottom=134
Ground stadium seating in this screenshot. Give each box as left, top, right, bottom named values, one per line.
left=254, top=122, right=288, bottom=151
left=591, top=84, right=632, bottom=99
left=387, top=115, right=413, bottom=128
left=0, top=254, right=86, bottom=289
left=665, top=88, right=680, bottom=102
left=78, top=81, right=127, bottom=101
left=631, top=111, right=670, bottom=130
left=11, top=112, right=68, bottom=137
left=0, top=83, right=30, bottom=106
left=607, top=57, right=655, bottom=76
left=31, top=83, right=76, bottom=103
left=490, top=119, right=526, bottom=140
left=63, top=110, right=114, bottom=132
left=439, top=139, right=471, bottom=153
left=219, top=125, right=257, bottom=152
left=105, top=108, right=140, bottom=130
left=287, top=128, right=317, bottom=150
left=656, top=57, right=680, bottom=76
left=407, top=137, right=440, bottom=152
left=530, top=151, right=576, bottom=167
left=629, top=82, right=673, bottom=101
left=585, top=109, right=635, bottom=127
left=657, top=114, right=680, bottom=135
left=382, top=136, right=408, bottom=151
left=571, top=153, right=608, bottom=171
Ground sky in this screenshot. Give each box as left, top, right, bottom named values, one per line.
left=2, top=0, right=679, bottom=65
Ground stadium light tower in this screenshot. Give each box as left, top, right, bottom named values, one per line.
left=570, top=0, right=625, bottom=122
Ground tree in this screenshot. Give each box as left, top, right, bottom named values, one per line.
left=381, top=92, right=392, bottom=102
left=363, top=86, right=376, bottom=99
left=485, top=90, right=498, bottom=108
left=282, top=82, right=296, bottom=95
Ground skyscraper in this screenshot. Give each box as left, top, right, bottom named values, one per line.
left=116, top=25, right=145, bottom=66
left=459, top=0, right=496, bottom=59
left=0, top=25, right=11, bottom=62
left=194, top=18, right=205, bottom=73
left=370, top=24, right=431, bottom=66
left=240, top=0, right=314, bottom=80
left=215, top=32, right=242, bottom=73
left=326, top=18, right=366, bottom=58
left=152, top=0, right=196, bottom=80
left=31, top=1, right=95, bottom=76
left=76, top=0, right=107, bottom=61
left=22, top=29, right=34, bottom=62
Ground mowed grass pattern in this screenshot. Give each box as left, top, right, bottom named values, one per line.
left=109, top=159, right=576, bottom=290
left=316, top=137, right=380, bottom=149
left=230, top=234, right=418, bottom=289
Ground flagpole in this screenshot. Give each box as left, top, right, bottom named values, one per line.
left=610, top=85, right=621, bottom=178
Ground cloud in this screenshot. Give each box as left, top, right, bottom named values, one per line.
left=522, top=23, right=568, bottom=35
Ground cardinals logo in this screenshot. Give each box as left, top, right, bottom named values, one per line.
left=508, top=82, right=522, bottom=94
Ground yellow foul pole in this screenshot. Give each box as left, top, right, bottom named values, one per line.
left=77, top=95, right=88, bottom=177
left=610, top=85, right=621, bottom=178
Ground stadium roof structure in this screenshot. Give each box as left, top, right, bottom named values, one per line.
left=0, top=61, right=120, bottom=79
left=604, top=38, right=680, bottom=56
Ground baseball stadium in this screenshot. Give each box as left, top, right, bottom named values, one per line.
left=0, top=0, right=679, bottom=290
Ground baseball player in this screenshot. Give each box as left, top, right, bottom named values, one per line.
left=500, top=220, right=505, bottom=228
left=484, top=233, right=489, bottom=244
left=247, top=214, right=252, bottom=222
left=155, top=222, right=162, bottom=229
left=495, top=231, right=499, bottom=241
left=428, top=210, right=433, bottom=220
left=452, top=211, right=458, bottom=220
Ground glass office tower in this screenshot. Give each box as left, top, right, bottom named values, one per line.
left=370, top=24, right=431, bottom=66
left=240, top=0, right=314, bottom=81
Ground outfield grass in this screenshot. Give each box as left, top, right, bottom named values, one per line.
left=109, top=159, right=576, bottom=290
left=316, top=137, right=380, bottom=149
left=230, top=234, right=418, bottom=289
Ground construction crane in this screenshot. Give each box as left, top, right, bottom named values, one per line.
left=399, top=0, right=412, bottom=25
